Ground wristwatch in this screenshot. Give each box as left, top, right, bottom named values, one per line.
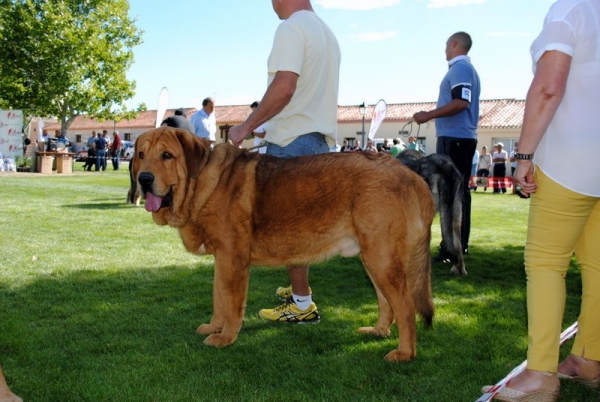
left=515, top=152, right=534, bottom=160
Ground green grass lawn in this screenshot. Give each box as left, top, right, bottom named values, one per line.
left=0, top=164, right=596, bottom=401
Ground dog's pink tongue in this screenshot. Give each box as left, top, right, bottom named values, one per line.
left=145, top=193, right=163, bottom=213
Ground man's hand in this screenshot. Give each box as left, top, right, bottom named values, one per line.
left=412, top=111, right=430, bottom=125
left=228, top=124, right=251, bottom=147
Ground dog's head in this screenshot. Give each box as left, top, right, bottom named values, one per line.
left=132, top=127, right=210, bottom=227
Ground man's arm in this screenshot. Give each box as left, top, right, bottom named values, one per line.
left=413, top=98, right=469, bottom=124
left=229, top=71, right=298, bottom=146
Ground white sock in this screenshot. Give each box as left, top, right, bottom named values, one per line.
left=292, top=293, right=313, bottom=310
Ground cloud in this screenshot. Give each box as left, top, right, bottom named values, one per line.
left=486, top=31, right=533, bottom=37
left=350, top=31, right=398, bottom=42
left=316, top=0, right=400, bottom=10
left=426, top=0, right=486, bottom=8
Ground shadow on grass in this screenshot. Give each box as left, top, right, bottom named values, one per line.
left=0, top=247, right=594, bottom=402
left=63, top=202, right=133, bottom=210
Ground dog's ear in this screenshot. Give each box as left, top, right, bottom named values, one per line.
left=175, top=129, right=207, bottom=178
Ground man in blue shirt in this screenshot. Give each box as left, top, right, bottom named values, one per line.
left=94, top=133, right=108, bottom=171
left=413, top=31, right=480, bottom=257
left=190, top=97, right=216, bottom=144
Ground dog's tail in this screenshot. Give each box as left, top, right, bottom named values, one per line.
left=438, top=168, right=466, bottom=275
left=406, top=198, right=435, bottom=328
left=126, top=160, right=140, bottom=206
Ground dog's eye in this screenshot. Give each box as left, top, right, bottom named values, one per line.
left=138, top=151, right=144, bottom=160
left=162, top=152, right=173, bottom=160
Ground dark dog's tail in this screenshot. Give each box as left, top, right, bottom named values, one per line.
left=437, top=166, right=466, bottom=275
left=126, top=160, right=140, bottom=206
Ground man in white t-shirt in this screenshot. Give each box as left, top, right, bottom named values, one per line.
left=227, top=0, right=341, bottom=324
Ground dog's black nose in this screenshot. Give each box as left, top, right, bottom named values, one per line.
left=138, top=172, right=154, bottom=192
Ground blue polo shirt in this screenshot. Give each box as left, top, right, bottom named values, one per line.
left=95, top=137, right=107, bottom=150
left=435, top=56, right=480, bottom=139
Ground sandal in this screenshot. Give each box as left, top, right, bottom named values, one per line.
left=480, top=385, right=559, bottom=402
left=558, top=354, right=600, bottom=389
left=481, top=370, right=559, bottom=402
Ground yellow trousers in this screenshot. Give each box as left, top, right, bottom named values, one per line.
left=525, top=168, right=600, bottom=372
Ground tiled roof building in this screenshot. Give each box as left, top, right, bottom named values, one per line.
left=45, top=99, right=525, bottom=154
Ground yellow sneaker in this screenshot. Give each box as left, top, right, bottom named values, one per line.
left=275, top=285, right=312, bottom=301
left=258, top=302, right=320, bottom=323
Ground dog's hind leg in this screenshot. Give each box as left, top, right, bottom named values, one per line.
left=357, top=267, right=393, bottom=338
left=361, top=254, right=417, bottom=362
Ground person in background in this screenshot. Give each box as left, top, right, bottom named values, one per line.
left=94, top=131, right=108, bottom=172
left=510, top=141, right=519, bottom=176
left=381, top=138, right=391, bottom=153
left=408, top=135, right=421, bottom=153
left=481, top=1, right=600, bottom=401
left=110, top=131, right=122, bottom=170
left=228, top=0, right=340, bottom=324
left=476, top=145, right=492, bottom=192
left=84, top=131, right=97, bottom=171
left=351, top=140, right=362, bottom=151
left=364, top=139, right=378, bottom=153
left=190, top=97, right=216, bottom=144
left=54, top=129, right=70, bottom=149
left=340, top=139, right=350, bottom=152
left=389, top=138, right=404, bottom=157
left=492, top=142, right=508, bottom=194
left=470, top=147, right=479, bottom=190
left=161, top=108, right=195, bottom=133
left=413, top=31, right=480, bottom=256
left=249, top=101, right=266, bottom=154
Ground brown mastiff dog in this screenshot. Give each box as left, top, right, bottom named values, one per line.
left=132, top=127, right=435, bottom=362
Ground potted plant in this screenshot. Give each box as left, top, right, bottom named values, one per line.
left=15, top=156, right=33, bottom=172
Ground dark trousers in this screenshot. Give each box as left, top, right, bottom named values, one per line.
left=476, top=168, right=490, bottom=190
left=436, top=136, right=477, bottom=251
left=493, top=163, right=506, bottom=193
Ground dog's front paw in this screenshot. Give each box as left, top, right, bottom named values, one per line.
left=196, top=323, right=221, bottom=335
left=203, top=333, right=236, bottom=348
left=357, top=326, right=391, bottom=338
left=384, top=349, right=415, bottom=362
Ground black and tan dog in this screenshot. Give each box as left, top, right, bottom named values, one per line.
left=397, top=149, right=466, bottom=276
left=132, top=127, right=435, bottom=362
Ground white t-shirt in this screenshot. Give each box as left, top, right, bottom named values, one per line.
left=530, top=0, right=600, bottom=196
left=264, top=10, right=341, bottom=147
left=253, top=123, right=266, bottom=154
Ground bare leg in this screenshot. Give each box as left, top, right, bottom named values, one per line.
left=287, top=264, right=310, bottom=296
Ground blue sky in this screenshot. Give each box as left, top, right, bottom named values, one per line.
left=125, top=0, right=554, bottom=110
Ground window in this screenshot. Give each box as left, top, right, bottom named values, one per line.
left=75, top=134, right=82, bottom=143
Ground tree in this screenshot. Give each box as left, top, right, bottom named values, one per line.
left=0, top=0, right=145, bottom=133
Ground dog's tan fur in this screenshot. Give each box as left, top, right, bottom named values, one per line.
left=0, top=364, right=21, bottom=402
left=133, top=127, right=435, bottom=361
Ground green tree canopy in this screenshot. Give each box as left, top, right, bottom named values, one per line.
left=0, top=0, right=145, bottom=133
